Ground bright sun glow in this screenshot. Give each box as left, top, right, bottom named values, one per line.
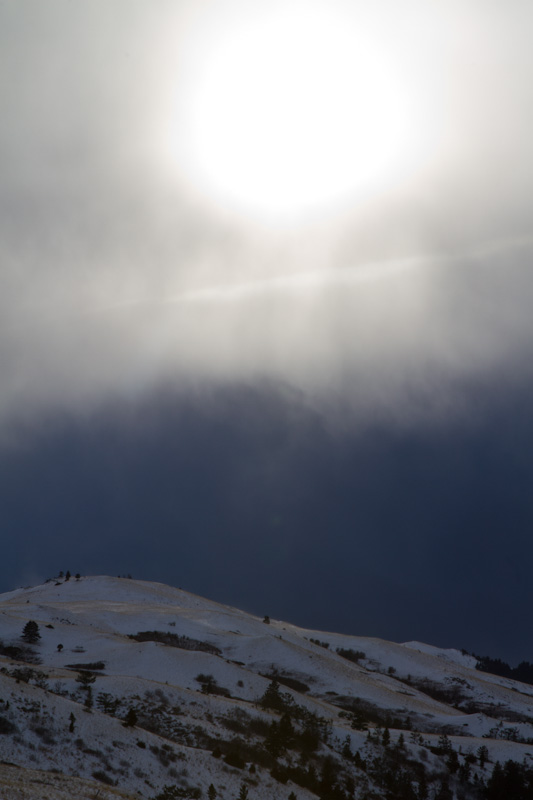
left=175, top=2, right=421, bottom=224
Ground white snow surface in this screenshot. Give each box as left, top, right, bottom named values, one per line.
left=0, top=575, right=532, bottom=799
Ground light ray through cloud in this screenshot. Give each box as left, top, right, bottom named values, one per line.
left=1, top=232, right=532, bottom=436
left=1, top=0, right=533, bottom=433
left=51, top=232, right=533, bottom=315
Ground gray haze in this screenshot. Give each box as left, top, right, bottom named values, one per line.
left=1, top=0, right=532, bottom=432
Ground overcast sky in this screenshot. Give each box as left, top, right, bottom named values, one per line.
left=1, top=0, right=533, bottom=663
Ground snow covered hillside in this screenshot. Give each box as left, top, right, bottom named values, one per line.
left=1, top=575, right=532, bottom=799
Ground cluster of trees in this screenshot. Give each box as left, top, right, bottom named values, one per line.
left=475, top=654, right=533, bottom=686
left=254, top=679, right=502, bottom=798
left=9, top=616, right=533, bottom=799
left=153, top=785, right=201, bottom=799
left=153, top=784, right=254, bottom=800
left=308, top=638, right=330, bottom=649
left=129, top=631, right=221, bottom=656
left=72, top=670, right=137, bottom=727
left=485, top=759, right=533, bottom=799
left=336, top=648, right=366, bottom=664
left=255, top=680, right=357, bottom=797
left=259, top=680, right=331, bottom=753
left=51, top=571, right=81, bottom=582
left=194, top=674, right=231, bottom=697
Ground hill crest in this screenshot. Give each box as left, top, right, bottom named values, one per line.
left=1, top=575, right=532, bottom=799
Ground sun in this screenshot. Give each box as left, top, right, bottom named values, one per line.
left=174, top=1, right=419, bottom=224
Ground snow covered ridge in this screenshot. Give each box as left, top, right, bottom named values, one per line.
left=1, top=576, right=533, bottom=800
left=401, top=642, right=479, bottom=670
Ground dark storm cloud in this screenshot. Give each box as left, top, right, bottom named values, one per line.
left=2, top=376, right=533, bottom=662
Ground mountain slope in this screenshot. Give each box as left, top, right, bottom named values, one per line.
left=1, top=575, right=532, bottom=799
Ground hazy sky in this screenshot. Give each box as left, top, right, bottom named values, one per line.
left=1, top=0, right=533, bottom=662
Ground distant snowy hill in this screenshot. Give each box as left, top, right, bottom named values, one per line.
left=1, top=575, right=532, bottom=799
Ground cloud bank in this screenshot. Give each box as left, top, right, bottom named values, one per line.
left=1, top=0, right=533, bottom=433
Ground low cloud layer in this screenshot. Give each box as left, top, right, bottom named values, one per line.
left=1, top=0, right=533, bottom=433
left=3, top=232, right=532, bottom=433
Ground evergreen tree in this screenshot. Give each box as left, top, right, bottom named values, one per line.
left=195, top=673, right=217, bottom=694
left=123, top=707, right=138, bottom=728
left=207, top=785, right=217, bottom=800
left=434, top=778, right=453, bottom=800
left=477, top=745, right=489, bottom=769
left=265, top=720, right=282, bottom=759
left=238, top=784, right=249, bottom=800
left=21, top=620, right=40, bottom=644
left=485, top=762, right=503, bottom=800
left=344, top=775, right=355, bottom=798
left=75, top=671, right=95, bottom=713
left=342, top=734, right=352, bottom=759
left=259, top=678, right=285, bottom=711
left=320, top=756, right=339, bottom=797
left=266, top=711, right=295, bottom=758
left=278, top=712, right=295, bottom=751
left=97, top=692, right=120, bottom=715
left=84, top=685, right=93, bottom=711
left=418, top=774, right=428, bottom=800
left=458, top=760, right=471, bottom=783
left=446, top=748, right=459, bottom=774
left=76, top=670, right=96, bottom=689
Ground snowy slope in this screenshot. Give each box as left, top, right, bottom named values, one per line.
left=1, top=575, right=532, bottom=799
